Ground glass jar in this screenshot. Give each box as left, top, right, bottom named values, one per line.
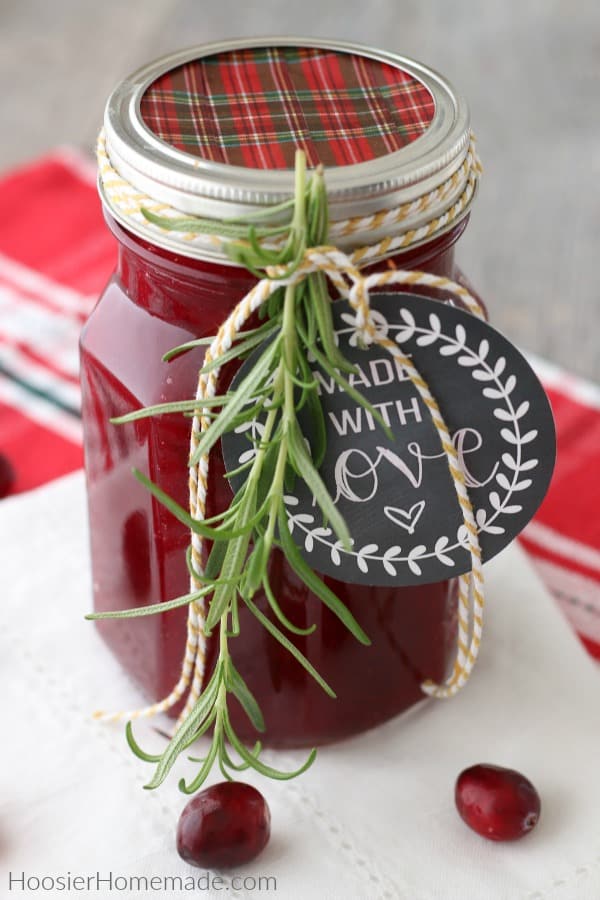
left=82, top=38, right=484, bottom=748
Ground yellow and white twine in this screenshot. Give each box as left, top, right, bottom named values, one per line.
left=94, top=136, right=485, bottom=725
left=97, top=129, right=481, bottom=264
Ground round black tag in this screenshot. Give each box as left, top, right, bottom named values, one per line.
left=222, top=293, right=556, bottom=586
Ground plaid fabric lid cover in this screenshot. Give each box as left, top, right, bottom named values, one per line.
left=140, top=46, right=436, bottom=170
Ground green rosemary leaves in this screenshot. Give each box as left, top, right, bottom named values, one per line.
left=87, top=151, right=385, bottom=791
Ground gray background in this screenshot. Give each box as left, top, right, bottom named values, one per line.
left=1, top=0, right=598, bottom=379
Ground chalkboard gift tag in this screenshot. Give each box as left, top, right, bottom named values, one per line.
left=222, top=293, right=556, bottom=586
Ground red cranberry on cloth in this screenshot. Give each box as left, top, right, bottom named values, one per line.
left=0, top=453, right=15, bottom=498
left=177, top=782, right=271, bottom=868
left=455, top=763, right=541, bottom=841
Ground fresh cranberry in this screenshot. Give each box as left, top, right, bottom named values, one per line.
left=177, top=782, right=271, bottom=868
left=455, top=763, right=541, bottom=841
left=0, top=453, right=15, bottom=498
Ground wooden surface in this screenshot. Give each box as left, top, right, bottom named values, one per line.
left=1, top=0, right=598, bottom=379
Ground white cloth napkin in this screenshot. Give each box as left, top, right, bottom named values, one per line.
left=1, top=471, right=599, bottom=900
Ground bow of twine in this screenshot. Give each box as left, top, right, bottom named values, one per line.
left=95, top=245, right=485, bottom=726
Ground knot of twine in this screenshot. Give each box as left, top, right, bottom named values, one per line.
left=95, top=136, right=485, bottom=727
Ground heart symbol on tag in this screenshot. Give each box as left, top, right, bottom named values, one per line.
left=384, top=500, right=426, bottom=535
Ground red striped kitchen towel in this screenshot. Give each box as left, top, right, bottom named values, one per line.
left=0, top=149, right=114, bottom=492
left=0, top=150, right=598, bottom=658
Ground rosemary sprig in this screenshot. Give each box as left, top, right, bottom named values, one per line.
left=88, top=150, right=388, bottom=791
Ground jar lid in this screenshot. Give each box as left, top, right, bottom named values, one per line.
left=101, top=37, right=473, bottom=262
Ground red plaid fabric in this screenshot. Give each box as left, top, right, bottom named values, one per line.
left=140, top=46, right=435, bottom=169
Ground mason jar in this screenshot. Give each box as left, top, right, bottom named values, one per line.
left=81, top=37, right=484, bottom=747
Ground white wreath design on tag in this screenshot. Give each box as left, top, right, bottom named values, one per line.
left=234, top=308, right=539, bottom=577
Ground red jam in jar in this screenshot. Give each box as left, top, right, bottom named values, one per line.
left=82, top=39, right=484, bottom=747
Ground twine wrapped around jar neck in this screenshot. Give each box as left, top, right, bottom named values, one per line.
left=93, top=136, right=485, bottom=728
left=97, top=129, right=481, bottom=267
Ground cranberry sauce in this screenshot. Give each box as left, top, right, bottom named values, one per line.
left=80, top=216, right=476, bottom=747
